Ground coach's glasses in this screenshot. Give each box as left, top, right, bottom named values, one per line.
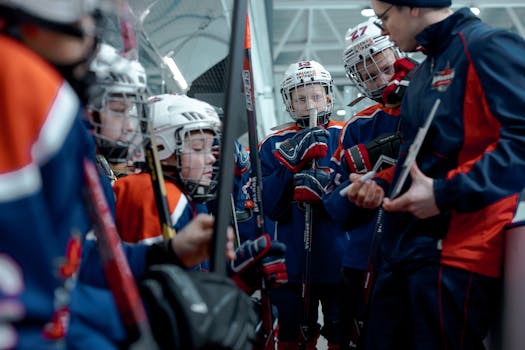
left=374, top=4, right=393, bottom=31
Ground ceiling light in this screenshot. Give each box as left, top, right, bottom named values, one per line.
left=361, top=8, right=375, bottom=17
left=470, top=7, right=480, bottom=15
left=163, top=56, right=188, bottom=91
left=336, top=109, right=347, bottom=117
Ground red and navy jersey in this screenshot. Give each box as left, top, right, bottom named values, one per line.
left=259, top=120, right=345, bottom=283
left=324, top=104, right=400, bottom=270
left=0, top=35, right=95, bottom=348
left=383, top=8, right=525, bottom=278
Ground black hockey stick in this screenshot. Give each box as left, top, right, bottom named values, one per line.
left=211, top=0, right=247, bottom=275
left=299, top=109, right=318, bottom=349
left=242, top=11, right=277, bottom=349
left=83, top=159, right=157, bottom=349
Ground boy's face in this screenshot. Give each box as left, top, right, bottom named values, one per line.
left=177, top=130, right=217, bottom=186
left=356, top=48, right=396, bottom=91
left=97, top=94, right=138, bottom=142
left=290, top=84, right=331, bottom=119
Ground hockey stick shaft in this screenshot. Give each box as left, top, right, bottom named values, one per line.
left=242, top=12, right=276, bottom=349
left=143, top=121, right=176, bottom=241
left=299, top=109, right=317, bottom=348
left=83, top=159, right=156, bottom=349
left=211, top=0, right=247, bottom=275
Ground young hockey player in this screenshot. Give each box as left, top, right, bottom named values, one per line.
left=0, top=1, right=108, bottom=348
left=322, top=18, right=416, bottom=349
left=259, top=60, right=345, bottom=349
left=86, top=42, right=149, bottom=180
left=113, top=93, right=222, bottom=246
left=345, top=1, right=525, bottom=348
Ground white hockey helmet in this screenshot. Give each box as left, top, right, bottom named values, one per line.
left=280, top=60, right=334, bottom=126
left=87, top=43, right=149, bottom=166
left=88, top=43, right=148, bottom=109
left=343, top=18, right=401, bottom=101
left=0, top=0, right=106, bottom=24
left=150, top=94, right=221, bottom=202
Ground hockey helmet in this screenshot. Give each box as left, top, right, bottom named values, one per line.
left=150, top=94, right=221, bottom=202
left=343, top=18, right=401, bottom=101
left=87, top=43, right=148, bottom=166
left=280, top=60, right=334, bottom=126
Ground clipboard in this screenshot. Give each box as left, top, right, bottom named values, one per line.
left=389, top=99, right=441, bottom=199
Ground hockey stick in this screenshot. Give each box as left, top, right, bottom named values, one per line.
left=83, top=159, right=157, bottom=349
left=143, top=119, right=176, bottom=241
left=299, top=108, right=318, bottom=349
left=211, top=0, right=247, bottom=275
left=242, top=11, right=277, bottom=349
left=115, top=0, right=175, bottom=241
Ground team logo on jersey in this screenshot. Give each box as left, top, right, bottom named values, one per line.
left=432, top=63, right=455, bottom=92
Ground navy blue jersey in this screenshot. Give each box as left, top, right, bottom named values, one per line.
left=259, top=120, right=345, bottom=283
left=324, top=104, right=400, bottom=270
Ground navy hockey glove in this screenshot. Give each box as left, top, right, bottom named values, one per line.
left=234, top=140, right=250, bottom=176
left=341, top=132, right=401, bottom=174
left=229, top=234, right=288, bottom=294
left=293, top=168, right=330, bottom=202
left=274, top=127, right=329, bottom=172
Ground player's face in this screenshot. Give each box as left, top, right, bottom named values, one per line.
left=99, top=94, right=138, bottom=142
left=179, top=130, right=217, bottom=186
left=290, top=84, right=330, bottom=118
left=356, top=48, right=396, bottom=91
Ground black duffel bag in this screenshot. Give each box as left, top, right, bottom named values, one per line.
left=140, top=264, right=257, bottom=350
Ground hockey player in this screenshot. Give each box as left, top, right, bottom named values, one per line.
left=259, top=60, right=345, bottom=349
left=0, top=1, right=110, bottom=348
left=346, top=1, right=525, bottom=348
left=114, top=93, right=222, bottom=247
left=322, top=18, right=416, bottom=349
left=86, top=42, right=149, bottom=180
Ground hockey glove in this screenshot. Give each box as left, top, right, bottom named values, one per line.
left=229, top=234, right=288, bottom=294
left=293, top=168, right=330, bottom=202
left=341, top=132, right=401, bottom=174
left=234, top=140, right=250, bottom=176
left=382, top=57, right=418, bottom=107
left=274, top=127, right=329, bottom=172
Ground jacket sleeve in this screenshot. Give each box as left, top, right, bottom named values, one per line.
left=76, top=239, right=149, bottom=288
left=434, top=30, right=525, bottom=212
left=259, top=136, right=294, bottom=221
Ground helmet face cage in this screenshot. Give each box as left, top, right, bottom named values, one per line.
left=280, top=60, right=334, bottom=126
left=343, top=18, right=401, bottom=101
left=88, top=44, right=149, bottom=168
left=173, top=126, right=221, bottom=202
left=151, top=94, right=222, bottom=202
